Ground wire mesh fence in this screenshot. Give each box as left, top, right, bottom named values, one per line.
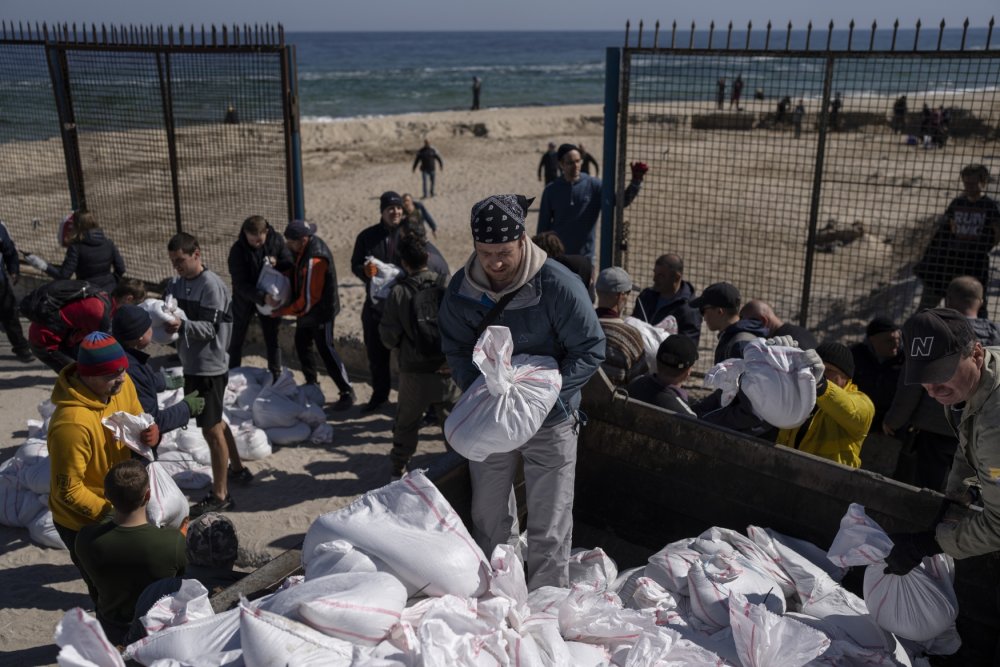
left=0, top=22, right=296, bottom=287
left=614, top=20, right=1000, bottom=350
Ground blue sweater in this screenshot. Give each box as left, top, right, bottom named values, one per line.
left=124, top=348, right=191, bottom=435
left=537, top=175, right=641, bottom=259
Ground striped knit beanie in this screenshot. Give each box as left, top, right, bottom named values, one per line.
left=77, top=331, right=129, bottom=377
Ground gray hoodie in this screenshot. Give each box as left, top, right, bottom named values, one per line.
left=165, top=268, right=232, bottom=376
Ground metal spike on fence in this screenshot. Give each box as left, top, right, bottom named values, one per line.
left=708, top=21, right=715, bottom=49
left=960, top=18, right=969, bottom=50
left=806, top=21, right=812, bottom=50
left=653, top=20, right=660, bottom=48
left=725, top=20, right=732, bottom=50
left=869, top=20, right=877, bottom=51
left=785, top=21, right=792, bottom=50
left=937, top=19, right=945, bottom=51
left=987, top=17, right=994, bottom=49
left=914, top=19, right=922, bottom=51
left=637, top=20, right=643, bottom=48
left=212, top=25, right=217, bottom=47
left=689, top=21, right=695, bottom=49
left=826, top=20, right=834, bottom=50
left=670, top=21, right=676, bottom=48
left=745, top=21, right=752, bottom=49
left=222, top=24, right=228, bottom=47
left=848, top=20, right=855, bottom=50
left=278, top=24, right=284, bottom=46
left=765, top=21, right=772, bottom=49
left=891, top=19, right=899, bottom=50
left=42, top=22, right=49, bottom=42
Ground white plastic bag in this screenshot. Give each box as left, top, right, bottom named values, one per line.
left=0, top=471, right=47, bottom=527
left=28, top=506, right=67, bottom=549
left=622, top=316, right=671, bottom=372
left=253, top=380, right=307, bottom=429
left=304, top=539, right=379, bottom=580
left=175, top=426, right=212, bottom=466
left=568, top=547, right=618, bottom=592
left=234, top=422, right=272, bottom=460
left=728, top=591, right=831, bottom=667
left=301, top=470, right=490, bottom=598
left=296, top=572, right=408, bottom=646
left=139, top=297, right=184, bottom=345
left=123, top=606, right=241, bottom=664
left=140, top=580, right=214, bottom=636
left=239, top=600, right=354, bottom=667
left=54, top=607, right=126, bottom=667
left=265, top=422, right=312, bottom=445
left=102, top=411, right=156, bottom=461
left=686, top=552, right=786, bottom=631
left=155, top=451, right=213, bottom=490
left=445, top=326, right=562, bottom=462
left=863, top=553, right=958, bottom=641
left=366, top=256, right=402, bottom=304
left=309, top=423, right=334, bottom=445
left=146, top=461, right=189, bottom=530
left=254, top=264, right=291, bottom=316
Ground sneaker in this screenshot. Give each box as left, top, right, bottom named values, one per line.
left=228, top=466, right=253, bottom=486
left=360, top=397, right=388, bottom=414
left=190, top=493, right=234, bottom=518
left=331, top=390, right=356, bottom=411
left=15, top=349, right=34, bottom=364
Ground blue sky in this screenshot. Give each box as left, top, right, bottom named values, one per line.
left=1, top=1, right=996, bottom=32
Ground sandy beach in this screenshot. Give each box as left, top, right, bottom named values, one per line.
left=1, top=94, right=998, bottom=662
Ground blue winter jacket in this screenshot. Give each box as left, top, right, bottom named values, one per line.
left=124, top=348, right=191, bottom=435
left=632, top=281, right=702, bottom=347
left=439, top=258, right=606, bottom=426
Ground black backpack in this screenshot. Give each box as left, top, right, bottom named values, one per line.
left=403, top=274, right=447, bottom=358
left=19, top=279, right=111, bottom=333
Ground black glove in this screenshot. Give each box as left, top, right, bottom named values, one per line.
left=883, top=531, right=941, bottom=575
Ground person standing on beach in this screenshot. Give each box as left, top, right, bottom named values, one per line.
left=227, top=215, right=293, bottom=382
left=412, top=139, right=444, bottom=199
left=793, top=100, right=805, bottom=139
left=22, top=210, right=126, bottom=292
left=716, top=77, right=726, bottom=110
left=0, top=220, right=32, bottom=362
left=164, top=232, right=249, bottom=516
left=471, top=76, right=482, bottom=111
left=829, top=92, right=842, bottom=132
left=438, top=193, right=605, bottom=589
left=730, top=75, right=744, bottom=110
left=402, top=193, right=438, bottom=238
left=537, top=143, right=646, bottom=260
left=892, top=95, right=907, bottom=133
left=271, top=220, right=356, bottom=411
left=538, top=142, right=560, bottom=185
left=578, top=143, right=599, bottom=177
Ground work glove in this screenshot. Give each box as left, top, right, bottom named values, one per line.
left=629, top=161, right=649, bottom=182
left=23, top=253, right=48, bottom=271
left=883, top=531, right=942, bottom=576
left=365, top=262, right=378, bottom=279
left=139, top=423, right=161, bottom=448
left=182, top=390, right=205, bottom=417
left=162, top=370, right=184, bottom=390
left=801, top=348, right=828, bottom=395
left=765, top=335, right=798, bottom=349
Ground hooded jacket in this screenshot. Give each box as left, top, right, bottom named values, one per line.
left=714, top=318, right=769, bottom=364
left=632, top=281, right=702, bottom=346
left=124, top=347, right=191, bottom=434
left=438, top=240, right=605, bottom=426
left=48, top=363, right=142, bottom=531
left=46, top=229, right=126, bottom=292
left=379, top=268, right=449, bottom=373
left=775, top=379, right=874, bottom=468
left=227, top=224, right=293, bottom=306
left=274, top=234, right=340, bottom=325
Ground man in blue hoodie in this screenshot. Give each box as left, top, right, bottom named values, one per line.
left=439, top=193, right=605, bottom=590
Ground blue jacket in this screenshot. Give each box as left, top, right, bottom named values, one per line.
left=632, top=282, right=702, bottom=347
left=714, top=318, right=769, bottom=364
left=124, top=348, right=191, bottom=435
left=0, top=221, right=19, bottom=286
left=537, top=176, right=641, bottom=259
left=439, top=257, right=605, bottom=426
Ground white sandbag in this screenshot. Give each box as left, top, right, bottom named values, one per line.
left=366, top=256, right=402, bottom=304
left=146, top=462, right=189, bottom=530
left=239, top=600, right=354, bottom=667
left=26, top=418, right=47, bottom=439
left=253, top=381, right=306, bottom=429
left=234, top=422, right=272, bottom=461
left=299, top=402, right=327, bottom=427
left=863, top=553, right=958, bottom=642
left=728, top=591, right=831, bottom=667
left=610, top=566, right=645, bottom=608
left=28, top=505, right=66, bottom=549
left=645, top=538, right=702, bottom=595
left=747, top=525, right=847, bottom=583
left=103, top=411, right=156, bottom=461
left=302, top=470, right=490, bottom=598
left=310, top=423, right=334, bottom=445
left=265, top=422, right=312, bottom=445
left=557, top=584, right=658, bottom=650
left=254, top=264, right=291, bottom=316
left=269, top=368, right=300, bottom=399
left=703, top=358, right=746, bottom=408
left=826, top=503, right=896, bottom=569
left=123, top=606, right=241, bottom=664
left=621, top=627, right=727, bottom=667
left=738, top=339, right=818, bottom=429
left=568, top=547, right=618, bottom=592
left=622, top=316, right=671, bottom=372
left=157, top=387, right=185, bottom=411
left=54, top=607, right=126, bottom=667
left=299, top=382, right=326, bottom=409
left=38, top=398, right=56, bottom=419
left=175, top=426, right=212, bottom=466
left=304, top=539, right=379, bottom=580
left=0, top=472, right=46, bottom=527
left=565, top=640, right=611, bottom=666
left=488, top=544, right=530, bottom=631
left=445, top=326, right=562, bottom=462
left=297, top=572, right=408, bottom=646
left=19, top=455, right=50, bottom=495
left=139, top=297, right=184, bottom=345
left=154, top=452, right=213, bottom=490
left=141, top=580, right=214, bottom=635
left=227, top=367, right=270, bottom=410
left=699, top=526, right=796, bottom=599
left=687, top=553, right=786, bottom=631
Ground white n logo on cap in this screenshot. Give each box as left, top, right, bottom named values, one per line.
left=910, top=336, right=934, bottom=357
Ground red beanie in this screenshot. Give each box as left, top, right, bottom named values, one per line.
left=77, top=332, right=129, bottom=377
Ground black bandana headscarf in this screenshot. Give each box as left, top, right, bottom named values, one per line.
left=470, top=194, right=535, bottom=244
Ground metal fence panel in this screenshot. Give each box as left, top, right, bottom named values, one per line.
left=615, top=22, right=1000, bottom=345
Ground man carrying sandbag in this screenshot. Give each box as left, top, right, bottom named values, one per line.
left=438, top=193, right=605, bottom=589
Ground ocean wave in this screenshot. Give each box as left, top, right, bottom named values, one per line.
left=299, top=62, right=603, bottom=81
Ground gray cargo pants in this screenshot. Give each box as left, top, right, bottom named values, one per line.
left=469, top=415, right=578, bottom=590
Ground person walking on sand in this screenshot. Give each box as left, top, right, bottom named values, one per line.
left=471, top=76, right=482, bottom=111
left=716, top=77, right=726, bottom=110
left=793, top=99, right=805, bottom=139
left=412, top=139, right=444, bottom=199
left=829, top=92, right=842, bottom=132
left=578, top=143, right=599, bottom=177
left=402, top=193, right=438, bottom=238
left=538, top=142, right=560, bottom=185
left=730, top=75, right=743, bottom=110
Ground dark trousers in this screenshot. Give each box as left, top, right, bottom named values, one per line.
left=362, top=305, right=391, bottom=402
left=31, top=342, right=75, bottom=374
left=295, top=318, right=352, bottom=394
left=0, top=279, right=29, bottom=354
left=54, top=522, right=99, bottom=605
left=228, top=296, right=282, bottom=376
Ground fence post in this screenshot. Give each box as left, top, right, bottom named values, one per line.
left=799, top=55, right=835, bottom=327
left=155, top=51, right=183, bottom=234
left=44, top=44, right=85, bottom=211
left=281, top=44, right=305, bottom=221
left=601, top=47, right=621, bottom=270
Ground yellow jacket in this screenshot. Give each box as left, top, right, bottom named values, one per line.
left=776, top=379, right=874, bottom=468
left=48, top=363, right=141, bottom=531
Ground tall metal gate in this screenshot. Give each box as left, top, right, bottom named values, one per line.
left=0, top=22, right=303, bottom=285
left=604, top=19, right=1000, bottom=341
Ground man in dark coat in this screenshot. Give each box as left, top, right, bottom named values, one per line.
left=632, top=253, right=702, bottom=347
left=850, top=316, right=903, bottom=432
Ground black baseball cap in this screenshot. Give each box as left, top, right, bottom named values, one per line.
left=656, top=335, right=698, bottom=369
left=902, top=308, right=976, bottom=385
left=690, top=282, right=741, bottom=311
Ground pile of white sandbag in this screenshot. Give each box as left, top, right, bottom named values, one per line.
left=53, top=480, right=958, bottom=665
left=0, top=365, right=331, bottom=550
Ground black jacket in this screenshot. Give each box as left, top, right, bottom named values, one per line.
left=351, top=222, right=449, bottom=314
left=633, top=281, right=703, bottom=347
left=46, top=229, right=125, bottom=291
left=850, top=341, right=903, bottom=430
left=227, top=224, right=293, bottom=306
left=124, top=347, right=191, bottom=435
left=715, top=318, right=769, bottom=364
left=291, top=235, right=340, bottom=325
